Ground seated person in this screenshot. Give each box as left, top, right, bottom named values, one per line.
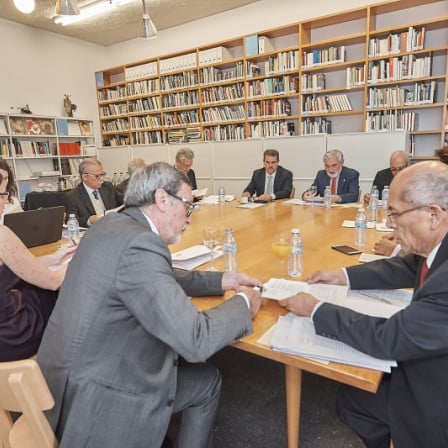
left=174, top=147, right=197, bottom=190
left=373, top=234, right=402, bottom=257
left=242, top=149, right=293, bottom=201
left=64, top=158, right=123, bottom=227
left=434, top=145, right=448, bottom=165
left=0, top=159, right=23, bottom=224
left=303, top=149, right=359, bottom=204
left=364, top=150, right=410, bottom=203
left=115, top=158, right=146, bottom=196
left=0, top=179, right=75, bottom=361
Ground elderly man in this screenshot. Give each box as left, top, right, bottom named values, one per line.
left=242, top=149, right=293, bottom=201
left=175, top=147, right=197, bottom=190
left=303, top=149, right=359, bottom=204
left=38, top=162, right=261, bottom=448
left=280, top=160, right=448, bottom=448
left=364, top=150, right=410, bottom=203
left=64, top=158, right=123, bottom=227
left=115, top=157, right=146, bottom=196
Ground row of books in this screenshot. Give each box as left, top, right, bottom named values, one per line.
left=247, top=120, right=294, bottom=138
left=125, top=61, right=158, bottom=80
left=129, top=115, right=162, bottom=129
left=302, top=94, right=352, bottom=114
left=102, top=135, right=130, bottom=147
left=301, top=117, right=332, bottom=135
left=346, top=66, right=366, bottom=88
left=127, top=79, right=159, bottom=97
left=203, top=124, right=245, bottom=141
left=201, top=84, right=245, bottom=104
left=9, top=117, right=56, bottom=136
left=198, top=46, right=232, bottom=66
left=301, top=46, right=345, bottom=69
left=367, top=54, right=432, bottom=84
left=1, top=139, right=11, bottom=157
left=366, top=81, right=436, bottom=109
left=368, top=26, right=425, bottom=57
left=132, top=131, right=163, bottom=145
left=128, top=97, right=161, bottom=113
left=162, top=91, right=200, bottom=109
left=159, top=52, right=196, bottom=74
left=99, top=103, right=128, bottom=118
left=201, top=105, right=245, bottom=123
left=263, top=51, right=300, bottom=75
left=163, top=110, right=200, bottom=127
left=160, top=72, right=199, bottom=91
left=301, top=73, right=326, bottom=92
left=366, top=110, right=417, bottom=132
left=97, top=85, right=127, bottom=102
left=247, top=99, right=292, bottom=119
left=60, top=158, right=81, bottom=176
left=246, top=75, right=298, bottom=97
left=12, top=139, right=58, bottom=157
left=164, top=127, right=201, bottom=143
left=101, top=118, right=129, bottom=132
left=199, top=63, right=245, bottom=85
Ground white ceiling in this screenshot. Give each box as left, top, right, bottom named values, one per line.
left=0, top=0, right=261, bottom=46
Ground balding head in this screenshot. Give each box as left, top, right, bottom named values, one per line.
left=389, top=150, right=410, bottom=177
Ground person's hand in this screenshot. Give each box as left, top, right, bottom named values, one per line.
left=238, top=286, right=261, bottom=319
left=279, top=292, right=319, bottom=317
left=257, top=193, right=272, bottom=202
left=306, top=269, right=346, bottom=285
left=222, top=272, right=260, bottom=291
left=89, top=214, right=102, bottom=224
left=242, top=192, right=250, bottom=198
left=42, top=243, right=77, bottom=267
left=373, top=235, right=397, bottom=256
left=363, top=192, right=371, bottom=204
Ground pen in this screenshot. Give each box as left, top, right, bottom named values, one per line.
left=70, top=237, right=78, bottom=246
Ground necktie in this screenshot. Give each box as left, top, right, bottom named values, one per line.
left=267, top=175, right=273, bottom=194
left=330, top=177, right=337, bottom=195
left=419, top=260, right=429, bottom=285
left=92, top=190, right=99, bottom=200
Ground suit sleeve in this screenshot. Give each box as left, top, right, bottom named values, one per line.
left=274, top=168, right=293, bottom=199
left=243, top=171, right=257, bottom=196
left=64, top=189, right=90, bottom=228
left=338, top=169, right=359, bottom=203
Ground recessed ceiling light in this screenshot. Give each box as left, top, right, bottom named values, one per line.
left=13, top=0, right=35, bottom=14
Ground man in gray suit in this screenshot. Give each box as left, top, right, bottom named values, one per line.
left=38, top=162, right=261, bottom=448
left=279, top=161, right=448, bottom=448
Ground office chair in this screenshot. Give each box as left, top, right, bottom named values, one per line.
left=0, top=358, right=58, bottom=448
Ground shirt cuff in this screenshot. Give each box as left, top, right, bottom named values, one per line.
left=237, top=292, right=250, bottom=309
left=390, top=244, right=402, bottom=257
left=310, top=301, right=324, bottom=322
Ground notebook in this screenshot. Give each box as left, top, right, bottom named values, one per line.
left=4, top=206, right=65, bottom=248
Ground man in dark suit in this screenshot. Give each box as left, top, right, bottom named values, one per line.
left=115, top=157, right=146, bottom=196
left=303, top=149, right=359, bottom=204
left=64, top=158, right=123, bottom=227
left=38, top=162, right=261, bottom=448
left=364, top=150, right=410, bottom=203
left=175, top=147, right=197, bottom=190
left=280, top=160, right=448, bottom=448
left=242, top=149, right=293, bottom=201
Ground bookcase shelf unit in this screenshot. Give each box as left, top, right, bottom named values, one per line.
left=95, top=0, right=448, bottom=156
left=0, top=113, right=96, bottom=201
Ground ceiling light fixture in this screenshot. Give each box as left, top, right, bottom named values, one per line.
left=141, top=0, right=157, bottom=40
left=54, top=0, right=134, bottom=26
left=13, top=0, right=35, bottom=14
left=55, top=0, right=80, bottom=16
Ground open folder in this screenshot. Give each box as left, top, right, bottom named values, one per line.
left=171, top=245, right=223, bottom=270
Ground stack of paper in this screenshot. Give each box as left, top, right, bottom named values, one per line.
left=171, top=245, right=223, bottom=270
left=199, top=195, right=235, bottom=205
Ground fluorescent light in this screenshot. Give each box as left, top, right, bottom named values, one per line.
left=54, top=0, right=135, bottom=26
left=13, top=0, right=35, bottom=14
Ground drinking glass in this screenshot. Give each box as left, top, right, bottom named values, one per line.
left=203, top=227, right=219, bottom=271
left=272, top=234, right=290, bottom=278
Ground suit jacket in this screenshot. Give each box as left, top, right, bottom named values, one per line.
left=37, top=207, right=253, bottom=448
left=187, top=169, right=197, bottom=190
left=372, top=167, right=394, bottom=199
left=243, top=165, right=293, bottom=199
left=64, top=182, right=123, bottom=227
left=310, top=166, right=359, bottom=203
left=314, top=234, right=448, bottom=447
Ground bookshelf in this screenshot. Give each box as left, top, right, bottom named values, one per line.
left=0, top=113, right=96, bottom=200
left=95, top=0, right=447, bottom=156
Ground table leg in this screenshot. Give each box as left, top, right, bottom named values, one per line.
left=285, top=365, right=302, bottom=448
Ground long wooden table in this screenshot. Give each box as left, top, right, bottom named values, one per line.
left=33, top=200, right=388, bottom=447
left=170, top=199, right=387, bottom=448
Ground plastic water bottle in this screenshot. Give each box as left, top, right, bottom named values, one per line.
left=354, top=207, right=367, bottom=246
left=382, top=185, right=389, bottom=210
left=218, top=185, right=226, bottom=205
left=223, top=228, right=237, bottom=272
left=368, top=194, right=378, bottom=222
left=287, top=228, right=303, bottom=277
left=324, top=185, right=331, bottom=208
left=67, top=213, right=80, bottom=244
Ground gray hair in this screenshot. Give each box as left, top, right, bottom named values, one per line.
left=125, top=161, right=190, bottom=207
left=127, top=158, right=146, bottom=176
left=324, top=149, right=344, bottom=162
left=79, top=158, right=103, bottom=176
left=399, top=161, right=448, bottom=210
left=176, top=147, right=195, bottom=161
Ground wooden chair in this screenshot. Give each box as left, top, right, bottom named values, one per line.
left=290, top=186, right=296, bottom=199
left=0, top=358, right=58, bottom=448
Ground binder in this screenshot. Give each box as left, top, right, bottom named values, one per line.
left=245, top=34, right=259, bottom=56
left=258, top=36, right=274, bottom=54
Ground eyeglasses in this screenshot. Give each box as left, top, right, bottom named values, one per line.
left=167, top=192, right=195, bottom=217
left=386, top=204, right=433, bottom=221
left=390, top=166, right=407, bottom=173
left=84, top=172, right=107, bottom=180
left=0, top=192, right=9, bottom=199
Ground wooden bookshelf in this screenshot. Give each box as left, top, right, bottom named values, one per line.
left=95, top=0, right=447, bottom=155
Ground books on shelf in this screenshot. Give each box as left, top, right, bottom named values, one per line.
left=159, top=52, right=196, bottom=74
left=301, top=46, right=345, bottom=68
left=368, top=26, right=426, bottom=57
left=198, top=46, right=232, bottom=66
left=245, top=34, right=259, bottom=57
left=125, top=61, right=157, bottom=80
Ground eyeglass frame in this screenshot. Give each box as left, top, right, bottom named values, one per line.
left=386, top=203, right=446, bottom=222
left=83, top=172, right=107, bottom=180
left=390, top=166, right=407, bottom=173
left=167, top=191, right=195, bottom=217
left=0, top=192, right=10, bottom=199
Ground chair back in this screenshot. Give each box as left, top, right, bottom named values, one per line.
left=0, top=359, right=58, bottom=448
left=289, top=186, right=296, bottom=199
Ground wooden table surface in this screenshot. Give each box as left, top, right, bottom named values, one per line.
left=33, top=200, right=389, bottom=447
